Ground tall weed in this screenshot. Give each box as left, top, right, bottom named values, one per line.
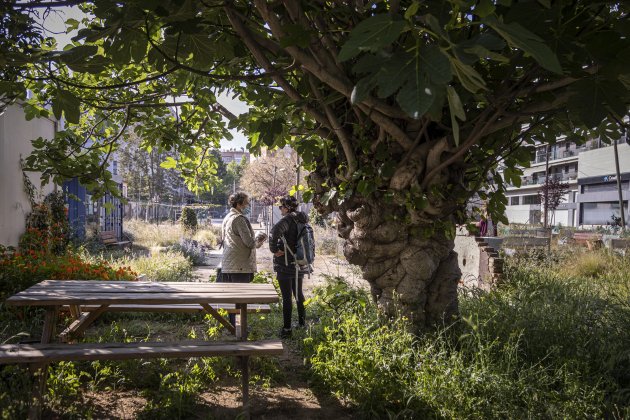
left=116, top=250, right=193, bottom=282
left=304, top=256, right=630, bottom=418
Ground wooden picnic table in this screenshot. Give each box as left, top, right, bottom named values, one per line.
left=6, top=280, right=279, bottom=342
left=4, top=280, right=282, bottom=418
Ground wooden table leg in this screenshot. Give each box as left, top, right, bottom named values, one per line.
left=239, top=355, right=250, bottom=419
left=238, top=303, right=248, bottom=341
left=29, top=306, right=58, bottom=420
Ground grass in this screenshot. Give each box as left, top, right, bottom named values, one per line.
left=303, top=251, right=630, bottom=418
left=124, top=219, right=219, bottom=249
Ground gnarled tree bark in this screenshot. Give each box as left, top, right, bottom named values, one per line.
left=333, top=196, right=461, bottom=330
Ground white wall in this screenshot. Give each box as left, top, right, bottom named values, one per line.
left=578, top=143, right=630, bottom=177
left=0, top=104, right=56, bottom=246
left=505, top=205, right=535, bottom=224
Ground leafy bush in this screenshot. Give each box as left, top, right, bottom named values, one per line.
left=309, top=207, right=327, bottom=227
left=0, top=246, right=137, bottom=300
left=172, top=239, right=206, bottom=266
left=303, top=261, right=630, bottom=418
left=117, top=250, right=193, bottom=282
left=180, top=207, right=198, bottom=235
left=192, top=229, right=217, bottom=249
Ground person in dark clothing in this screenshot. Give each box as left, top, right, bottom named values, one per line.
left=269, top=195, right=310, bottom=338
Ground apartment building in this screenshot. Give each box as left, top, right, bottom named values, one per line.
left=220, top=148, right=249, bottom=164
left=503, top=138, right=630, bottom=227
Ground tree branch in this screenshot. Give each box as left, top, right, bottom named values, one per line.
left=224, top=5, right=333, bottom=132
left=308, top=76, right=357, bottom=178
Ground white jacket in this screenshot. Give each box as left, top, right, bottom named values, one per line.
left=220, top=208, right=257, bottom=273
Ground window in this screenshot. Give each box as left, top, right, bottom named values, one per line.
left=522, top=195, right=541, bottom=205
left=112, top=161, right=118, bottom=175
left=510, top=196, right=520, bottom=206
left=581, top=202, right=628, bottom=225
left=583, top=181, right=629, bottom=193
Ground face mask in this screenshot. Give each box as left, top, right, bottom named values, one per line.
left=243, top=207, right=251, bottom=216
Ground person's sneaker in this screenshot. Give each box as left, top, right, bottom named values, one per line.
left=280, top=328, right=292, bottom=339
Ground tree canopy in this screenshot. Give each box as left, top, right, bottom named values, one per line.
left=2, top=0, right=629, bottom=328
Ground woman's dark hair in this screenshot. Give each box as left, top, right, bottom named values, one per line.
left=228, top=192, right=249, bottom=208
left=280, top=195, right=298, bottom=212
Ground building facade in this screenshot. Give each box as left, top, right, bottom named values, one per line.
left=0, top=103, right=125, bottom=246
left=503, top=138, right=630, bottom=227
left=220, top=148, right=249, bottom=164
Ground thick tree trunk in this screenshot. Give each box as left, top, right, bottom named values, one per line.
left=335, top=198, right=461, bottom=330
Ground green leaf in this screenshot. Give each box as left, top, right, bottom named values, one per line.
left=421, top=46, right=452, bottom=85
left=279, top=24, right=312, bottom=48
left=484, top=16, right=562, bottom=74
left=447, top=86, right=466, bottom=146
left=65, top=18, right=80, bottom=31
left=396, top=78, right=435, bottom=119
left=474, top=0, right=496, bottom=18
left=338, top=14, right=406, bottom=62
left=450, top=57, right=487, bottom=93
left=160, top=156, right=178, bottom=169
left=52, top=89, right=81, bottom=124
left=130, top=37, right=148, bottom=63
left=404, top=1, right=420, bottom=20
left=351, top=77, right=377, bottom=104
left=463, top=45, right=509, bottom=63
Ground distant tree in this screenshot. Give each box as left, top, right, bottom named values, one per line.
left=240, top=152, right=303, bottom=201
left=180, top=206, right=198, bottom=234
left=538, top=178, right=570, bottom=226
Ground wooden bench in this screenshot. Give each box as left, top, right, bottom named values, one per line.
left=0, top=339, right=283, bottom=416
left=62, top=303, right=271, bottom=314
left=100, top=230, right=132, bottom=249
left=572, top=232, right=603, bottom=250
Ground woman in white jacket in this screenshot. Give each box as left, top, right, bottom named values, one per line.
left=219, top=192, right=265, bottom=324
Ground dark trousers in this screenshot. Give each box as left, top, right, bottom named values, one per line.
left=276, top=271, right=305, bottom=330
left=218, top=272, right=254, bottom=326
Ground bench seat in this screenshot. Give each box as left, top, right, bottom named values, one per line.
left=100, top=230, right=132, bottom=248
left=572, top=232, right=603, bottom=250
left=1, top=339, right=284, bottom=415
left=0, top=339, right=283, bottom=364
left=65, top=303, right=271, bottom=314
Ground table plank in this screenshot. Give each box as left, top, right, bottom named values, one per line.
left=6, top=292, right=279, bottom=306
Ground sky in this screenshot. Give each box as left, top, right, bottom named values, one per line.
left=39, top=6, right=250, bottom=151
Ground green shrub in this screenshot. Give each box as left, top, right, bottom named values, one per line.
left=303, top=264, right=630, bottom=418
left=192, top=229, right=217, bottom=248
left=180, top=207, right=198, bottom=235
left=117, top=250, right=193, bottom=282
left=309, top=207, right=327, bottom=227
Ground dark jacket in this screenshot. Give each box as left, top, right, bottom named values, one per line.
left=269, top=211, right=309, bottom=274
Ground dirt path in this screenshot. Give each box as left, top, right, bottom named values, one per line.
left=79, top=342, right=355, bottom=419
